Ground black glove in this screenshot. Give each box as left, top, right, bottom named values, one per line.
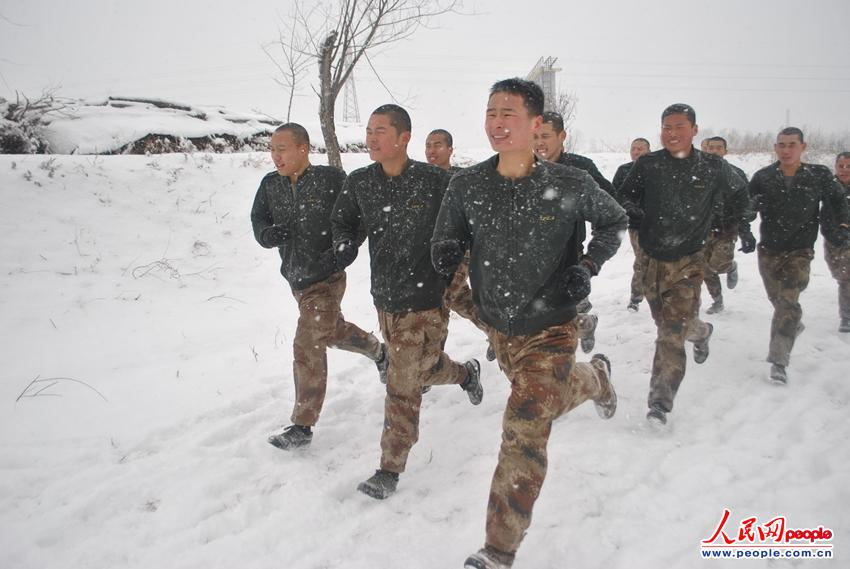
left=626, top=207, right=644, bottom=226
left=334, top=239, right=358, bottom=268
left=738, top=230, right=756, bottom=253
left=562, top=263, right=592, bottom=303
left=260, top=225, right=291, bottom=248
left=431, top=240, right=464, bottom=276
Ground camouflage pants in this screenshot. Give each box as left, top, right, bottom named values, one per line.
left=445, top=255, right=490, bottom=333
left=483, top=320, right=608, bottom=557
left=703, top=231, right=737, bottom=300
left=629, top=228, right=647, bottom=301
left=290, top=271, right=382, bottom=426
left=643, top=252, right=712, bottom=412
left=824, top=241, right=850, bottom=320
left=758, top=247, right=813, bottom=366
left=575, top=313, right=596, bottom=338
left=376, top=306, right=468, bottom=473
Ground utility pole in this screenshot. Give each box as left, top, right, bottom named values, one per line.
left=526, top=56, right=561, bottom=112
left=342, top=53, right=361, bottom=123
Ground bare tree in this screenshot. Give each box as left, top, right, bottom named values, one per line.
left=263, top=1, right=313, bottom=123
left=551, top=89, right=578, bottom=152
left=275, top=0, right=462, bottom=168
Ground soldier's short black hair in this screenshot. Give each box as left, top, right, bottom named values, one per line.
left=372, top=104, right=412, bottom=134
left=837, top=151, right=850, bottom=162
left=428, top=129, right=453, bottom=147
left=489, top=78, right=544, bottom=117
left=778, top=127, right=804, bottom=144
left=632, top=137, right=651, bottom=148
left=708, top=136, right=728, bottom=149
left=274, top=122, right=310, bottom=146
left=541, top=111, right=565, bottom=134
left=661, top=103, right=696, bottom=125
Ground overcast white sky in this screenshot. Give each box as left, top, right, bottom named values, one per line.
left=2, top=0, right=848, bottom=152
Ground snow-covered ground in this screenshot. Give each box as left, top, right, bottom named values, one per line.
left=1, top=150, right=847, bottom=569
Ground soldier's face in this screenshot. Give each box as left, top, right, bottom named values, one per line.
left=485, top=92, right=541, bottom=155
left=630, top=140, right=650, bottom=161
left=533, top=122, right=566, bottom=161
left=836, top=157, right=850, bottom=185
left=661, top=113, right=698, bottom=158
left=270, top=130, right=309, bottom=177
left=774, top=134, right=806, bottom=167
left=366, top=113, right=410, bottom=165
left=425, top=133, right=453, bottom=169
left=706, top=141, right=727, bottom=157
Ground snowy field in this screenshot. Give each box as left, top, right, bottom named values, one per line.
left=1, top=150, right=848, bottom=569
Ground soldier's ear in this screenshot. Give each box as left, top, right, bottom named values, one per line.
left=530, top=114, right=543, bottom=132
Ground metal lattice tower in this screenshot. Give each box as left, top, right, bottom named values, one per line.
left=342, top=56, right=361, bottom=123
left=526, top=56, right=561, bottom=112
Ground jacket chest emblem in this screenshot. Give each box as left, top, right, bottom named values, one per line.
left=539, top=214, right=556, bottom=224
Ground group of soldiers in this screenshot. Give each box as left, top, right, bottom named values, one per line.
left=250, top=77, right=850, bottom=569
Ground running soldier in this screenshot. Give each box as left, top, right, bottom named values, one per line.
left=251, top=123, right=385, bottom=450
left=613, top=137, right=652, bottom=311
left=433, top=78, right=626, bottom=569
left=425, top=129, right=491, bottom=349
left=619, top=104, right=755, bottom=425
left=824, top=152, right=850, bottom=333
left=331, top=105, right=483, bottom=500
left=749, top=129, right=850, bottom=383
left=425, top=128, right=460, bottom=173
left=532, top=110, right=611, bottom=352
left=702, top=136, right=750, bottom=314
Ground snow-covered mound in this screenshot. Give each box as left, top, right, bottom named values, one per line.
left=0, top=150, right=847, bottom=569
left=31, top=96, right=369, bottom=155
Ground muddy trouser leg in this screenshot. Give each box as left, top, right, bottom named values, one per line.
left=324, top=272, right=382, bottom=359
left=703, top=233, right=736, bottom=300
left=758, top=248, right=813, bottom=367
left=291, top=272, right=376, bottom=426
left=575, top=314, right=595, bottom=340
left=481, top=321, right=608, bottom=558
left=824, top=241, right=850, bottom=320
left=376, top=307, right=468, bottom=474
left=629, top=229, right=646, bottom=302
left=643, top=253, right=709, bottom=413
left=702, top=236, right=722, bottom=301
left=445, top=256, right=490, bottom=334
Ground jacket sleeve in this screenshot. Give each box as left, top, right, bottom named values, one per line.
left=611, top=164, right=628, bottom=191
left=586, top=160, right=615, bottom=195
left=250, top=179, right=274, bottom=248
left=432, top=178, right=471, bottom=252
left=577, top=176, right=628, bottom=270
left=615, top=157, right=645, bottom=221
left=719, top=160, right=755, bottom=231
left=331, top=176, right=364, bottom=246
left=747, top=172, right=765, bottom=215
left=823, top=173, right=850, bottom=227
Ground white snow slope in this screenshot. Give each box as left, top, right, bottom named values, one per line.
left=1, top=151, right=848, bottom=569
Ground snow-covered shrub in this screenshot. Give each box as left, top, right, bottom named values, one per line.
left=0, top=92, right=57, bottom=154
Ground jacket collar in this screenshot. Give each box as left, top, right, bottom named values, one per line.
left=483, top=153, right=545, bottom=182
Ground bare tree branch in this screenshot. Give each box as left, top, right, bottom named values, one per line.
left=263, top=0, right=314, bottom=122
left=264, top=0, right=463, bottom=168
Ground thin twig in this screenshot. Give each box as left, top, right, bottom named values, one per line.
left=16, top=375, right=109, bottom=403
